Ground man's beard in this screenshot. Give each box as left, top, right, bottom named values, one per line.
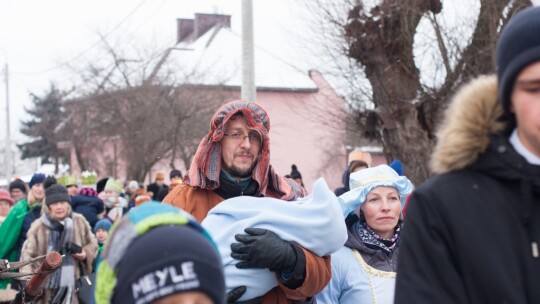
left=223, top=163, right=255, bottom=178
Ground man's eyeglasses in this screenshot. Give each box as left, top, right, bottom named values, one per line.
left=223, top=131, right=261, bottom=144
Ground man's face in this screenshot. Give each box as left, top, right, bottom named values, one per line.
left=221, top=115, right=261, bottom=179
left=10, top=188, right=25, bottom=202
left=511, top=61, right=540, bottom=157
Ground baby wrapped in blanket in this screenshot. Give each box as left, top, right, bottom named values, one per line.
left=202, top=178, right=348, bottom=301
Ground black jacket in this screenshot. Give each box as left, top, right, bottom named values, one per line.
left=334, top=168, right=350, bottom=196
left=395, top=76, right=540, bottom=303
left=147, top=183, right=167, bottom=201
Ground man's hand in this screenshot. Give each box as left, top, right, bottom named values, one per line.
left=231, top=228, right=297, bottom=272
left=227, top=286, right=262, bottom=304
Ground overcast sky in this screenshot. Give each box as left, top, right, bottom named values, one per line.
left=0, top=0, right=308, bottom=142
left=1, top=0, right=539, bottom=144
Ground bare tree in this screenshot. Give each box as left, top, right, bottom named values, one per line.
left=62, top=35, right=231, bottom=181
left=305, top=0, right=530, bottom=184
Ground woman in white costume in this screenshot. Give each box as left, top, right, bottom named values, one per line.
left=316, top=164, right=413, bottom=304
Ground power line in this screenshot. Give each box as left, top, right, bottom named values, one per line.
left=125, top=0, right=171, bottom=40
left=14, top=0, right=149, bottom=76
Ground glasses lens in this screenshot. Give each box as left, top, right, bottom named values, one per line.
left=248, top=131, right=261, bottom=144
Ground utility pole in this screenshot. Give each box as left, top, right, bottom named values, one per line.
left=241, top=0, right=256, bottom=101
left=3, top=62, right=12, bottom=180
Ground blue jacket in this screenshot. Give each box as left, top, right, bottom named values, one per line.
left=71, top=194, right=104, bottom=230
left=16, top=203, right=42, bottom=260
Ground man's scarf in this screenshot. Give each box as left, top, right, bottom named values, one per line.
left=41, top=212, right=76, bottom=303
left=185, top=100, right=306, bottom=200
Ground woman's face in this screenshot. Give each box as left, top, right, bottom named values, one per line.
left=49, top=201, right=70, bottom=220
left=31, top=183, right=45, bottom=201
left=361, top=186, right=401, bottom=239
left=0, top=200, right=11, bottom=217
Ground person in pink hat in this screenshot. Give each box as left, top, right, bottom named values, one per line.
left=0, top=189, right=15, bottom=226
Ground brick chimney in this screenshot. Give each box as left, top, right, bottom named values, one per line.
left=176, top=18, right=194, bottom=43
left=176, top=13, right=231, bottom=43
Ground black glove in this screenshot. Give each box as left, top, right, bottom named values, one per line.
left=231, top=227, right=297, bottom=273
left=227, top=286, right=263, bottom=304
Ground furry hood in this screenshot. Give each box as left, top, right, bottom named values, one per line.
left=431, top=75, right=508, bottom=174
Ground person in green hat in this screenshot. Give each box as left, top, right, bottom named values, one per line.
left=59, top=174, right=79, bottom=197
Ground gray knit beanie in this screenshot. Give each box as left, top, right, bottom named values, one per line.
left=45, top=184, right=71, bottom=206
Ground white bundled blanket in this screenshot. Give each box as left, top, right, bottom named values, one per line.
left=202, top=178, right=348, bottom=301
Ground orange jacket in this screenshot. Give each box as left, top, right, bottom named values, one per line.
left=163, top=184, right=331, bottom=304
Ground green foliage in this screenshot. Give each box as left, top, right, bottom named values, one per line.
left=18, top=84, right=68, bottom=163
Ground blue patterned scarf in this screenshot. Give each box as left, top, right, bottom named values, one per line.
left=355, top=220, right=400, bottom=254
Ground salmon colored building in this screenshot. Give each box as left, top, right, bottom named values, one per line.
left=69, top=13, right=349, bottom=192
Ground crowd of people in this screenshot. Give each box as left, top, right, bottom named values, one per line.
left=0, top=6, right=539, bottom=304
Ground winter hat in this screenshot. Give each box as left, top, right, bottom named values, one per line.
left=81, top=170, right=97, bottom=188
left=0, top=189, right=14, bottom=206
left=496, top=6, right=540, bottom=116
left=96, top=177, right=109, bottom=194
left=79, top=187, right=99, bottom=197
left=94, top=219, right=112, bottom=234
left=9, top=178, right=27, bottom=194
left=114, top=225, right=225, bottom=304
left=389, top=160, right=404, bottom=176
left=127, top=180, right=139, bottom=191
left=339, top=164, right=413, bottom=216
left=104, top=178, right=123, bottom=194
left=170, top=169, right=183, bottom=180
left=45, top=184, right=71, bottom=206
left=43, top=175, right=57, bottom=189
left=155, top=172, right=165, bottom=180
left=28, top=173, right=46, bottom=189
left=290, top=164, right=302, bottom=180
left=58, top=174, right=78, bottom=187
left=96, top=203, right=225, bottom=304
